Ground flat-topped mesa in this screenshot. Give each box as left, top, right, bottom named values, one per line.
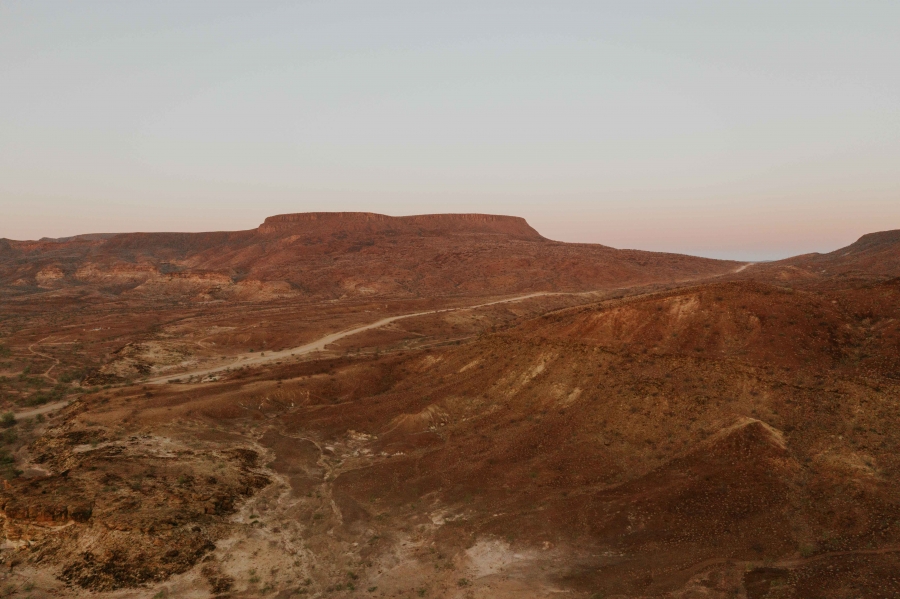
left=257, top=212, right=545, bottom=240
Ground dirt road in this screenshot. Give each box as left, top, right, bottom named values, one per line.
left=12, top=399, right=71, bottom=421
left=143, top=291, right=569, bottom=385
left=145, top=268, right=754, bottom=387
left=27, top=336, right=61, bottom=383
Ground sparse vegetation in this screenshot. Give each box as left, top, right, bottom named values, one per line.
left=0, top=447, right=20, bottom=480
left=1, top=428, right=17, bottom=444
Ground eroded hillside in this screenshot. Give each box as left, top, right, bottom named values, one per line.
left=0, top=217, right=898, bottom=598
left=0, top=212, right=738, bottom=301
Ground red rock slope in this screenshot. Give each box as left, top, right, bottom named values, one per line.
left=0, top=212, right=738, bottom=299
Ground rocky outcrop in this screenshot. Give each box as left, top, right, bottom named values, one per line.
left=0, top=494, right=92, bottom=526
left=1, top=424, right=271, bottom=592
left=74, top=262, right=159, bottom=284
left=35, top=265, right=65, bottom=287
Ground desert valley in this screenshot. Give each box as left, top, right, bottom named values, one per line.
left=0, top=212, right=898, bottom=599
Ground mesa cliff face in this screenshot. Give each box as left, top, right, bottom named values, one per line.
left=257, top=212, right=545, bottom=240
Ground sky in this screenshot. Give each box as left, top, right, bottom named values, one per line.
left=1, top=1, right=898, bottom=260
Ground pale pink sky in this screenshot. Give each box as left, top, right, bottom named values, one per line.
left=2, top=2, right=898, bottom=260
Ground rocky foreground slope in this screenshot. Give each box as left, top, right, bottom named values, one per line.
left=0, top=216, right=898, bottom=598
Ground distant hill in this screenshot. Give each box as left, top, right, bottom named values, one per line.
left=0, top=212, right=738, bottom=300
left=759, top=229, right=900, bottom=281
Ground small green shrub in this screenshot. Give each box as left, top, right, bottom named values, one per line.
left=0, top=448, right=21, bottom=480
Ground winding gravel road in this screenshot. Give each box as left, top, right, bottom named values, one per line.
left=143, top=291, right=566, bottom=385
